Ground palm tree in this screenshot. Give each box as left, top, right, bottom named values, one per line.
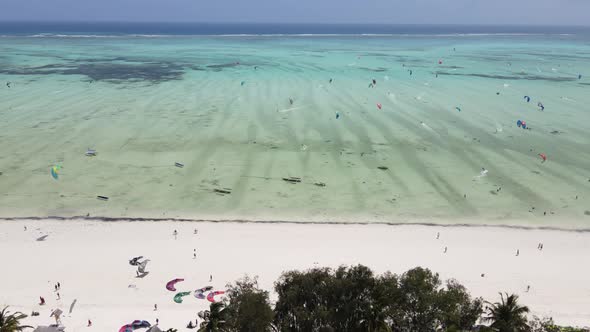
left=0, top=307, right=32, bottom=332
left=483, top=293, right=530, bottom=332
left=198, top=302, right=228, bottom=332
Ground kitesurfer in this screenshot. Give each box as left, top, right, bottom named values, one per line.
left=6, top=82, right=10, bottom=88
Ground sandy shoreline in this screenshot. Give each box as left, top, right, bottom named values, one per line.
left=1, top=219, right=589, bottom=330
left=2, top=214, right=590, bottom=232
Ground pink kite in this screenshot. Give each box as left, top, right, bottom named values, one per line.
left=207, top=291, right=225, bottom=303
left=376, top=103, right=382, bottom=110
left=538, top=153, right=547, bottom=162
left=166, top=278, right=184, bottom=292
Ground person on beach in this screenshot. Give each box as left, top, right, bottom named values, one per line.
left=194, top=228, right=198, bottom=235
left=24, top=226, right=27, bottom=231
left=173, top=230, right=178, bottom=240
left=54, top=284, right=58, bottom=292
left=516, top=249, right=520, bottom=256
left=58, top=282, right=61, bottom=289
left=209, top=275, right=213, bottom=282
left=526, top=285, right=531, bottom=292
left=39, top=297, right=45, bottom=305
left=443, top=246, right=448, bottom=253
left=193, top=249, right=197, bottom=259
left=57, top=292, right=60, bottom=300
left=436, top=232, right=440, bottom=239
left=154, top=304, right=158, bottom=311
left=88, top=319, right=92, bottom=327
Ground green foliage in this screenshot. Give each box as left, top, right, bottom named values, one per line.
left=528, top=316, right=589, bottom=332
left=0, top=307, right=32, bottom=332
left=224, top=276, right=274, bottom=332
left=273, top=267, right=333, bottom=331
left=198, top=302, right=228, bottom=332
left=484, top=293, right=530, bottom=332
left=213, top=266, right=585, bottom=332
left=273, top=265, right=483, bottom=332
left=439, top=279, right=484, bottom=331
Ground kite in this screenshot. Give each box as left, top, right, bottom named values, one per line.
left=174, top=291, right=191, bottom=304
left=119, top=320, right=151, bottom=332
left=137, top=260, right=150, bottom=274
left=194, top=286, right=214, bottom=299
left=207, top=291, right=226, bottom=303
left=129, top=256, right=144, bottom=266
left=166, top=278, right=184, bottom=292
left=50, top=165, right=61, bottom=180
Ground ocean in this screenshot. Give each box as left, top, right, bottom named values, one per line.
left=0, top=23, right=589, bottom=226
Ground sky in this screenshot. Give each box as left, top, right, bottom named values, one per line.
left=1, top=0, right=589, bottom=25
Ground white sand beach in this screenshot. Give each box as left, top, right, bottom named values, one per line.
left=1, top=219, right=589, bottom=330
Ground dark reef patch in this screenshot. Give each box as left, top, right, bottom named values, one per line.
left=435, top=71, right=578, bottom=82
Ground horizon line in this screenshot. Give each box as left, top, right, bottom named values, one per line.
left=1, top=20, right=590, bottom=28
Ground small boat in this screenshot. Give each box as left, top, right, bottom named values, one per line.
left=214, top=188, right=232, bottom=195
left=282, top=177, right=302, bottom=183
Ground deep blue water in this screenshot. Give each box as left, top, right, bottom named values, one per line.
left=1, top=22, right=589, bottom=36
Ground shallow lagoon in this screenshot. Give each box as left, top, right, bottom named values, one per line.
left=1, top=34, right=589, bottom=226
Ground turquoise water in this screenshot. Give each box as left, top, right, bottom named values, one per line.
left=1, top=34, right=589, bottom=225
